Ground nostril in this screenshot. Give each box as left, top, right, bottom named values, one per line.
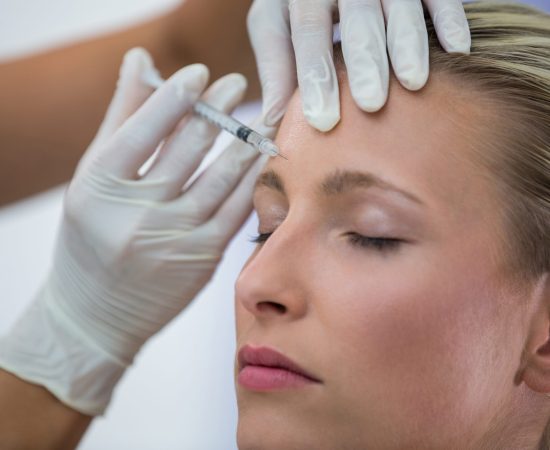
left=257, top=301, right=287, bottom=315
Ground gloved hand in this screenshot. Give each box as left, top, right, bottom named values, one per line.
left=248, top=0, right=470, bottom=132
left=0, top=47, right=273, bottom=415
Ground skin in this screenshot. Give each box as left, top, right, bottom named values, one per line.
left=234, top=75, right=550, bottom=449
left=0, top=370, right=91, bottom=450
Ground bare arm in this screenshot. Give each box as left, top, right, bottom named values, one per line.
left=0, top=0, right=257, bottom=205
left=0, top=369, right=92, bottom=450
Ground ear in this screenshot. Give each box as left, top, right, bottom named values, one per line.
left=520, top=273, right=550, bottom=393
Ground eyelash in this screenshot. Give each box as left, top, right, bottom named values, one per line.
left=249, top=233, right=271, bottom=244
left=346, top=233, right=402, bottom=251
left=250, top=232, right=402, bottom=252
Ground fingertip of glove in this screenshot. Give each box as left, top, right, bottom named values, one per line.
left=401, top=79, right=426, bottom=92
left=170, top=64, right=210, bottom=99
left=224, top=73, right=248, bottom=92
left=304, top=108, right=340, bottom=132
left=181, top=63, right=210, bottom=84
left=439, top=26, right=471, bottom=55
left=124, top=47, right=153, bottom=66
left=203, top=73, right=248, bottom=109
left=397, top=68, right=429, bottom=92
left=119, top=47, right=154, bottom=83
left=355, top=95, right=386, bottom=113
left=350, top=77, right=388, bottom=113
left=442, top=39, right=471, bottom=55
left=434, top=10, right=471, bottom=55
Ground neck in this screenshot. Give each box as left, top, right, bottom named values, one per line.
left=475, top=387, right=550, bottom=450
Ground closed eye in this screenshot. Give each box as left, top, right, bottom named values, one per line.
left=250, top=232, right=403, bottom=252
left=345, top=232, right=402, bottom=252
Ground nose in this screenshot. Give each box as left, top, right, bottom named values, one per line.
left=235, top=224, right=310, bottom=322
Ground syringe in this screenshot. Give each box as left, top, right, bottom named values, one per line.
left=142, top=70, right=286, bottom=160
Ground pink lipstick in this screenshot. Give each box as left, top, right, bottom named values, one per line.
left=237, top=345, right=321, bottom=391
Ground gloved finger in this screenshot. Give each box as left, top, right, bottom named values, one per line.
left=423, top=0, right=470, bottom=54
left=382, top=0, right=429, bottom=91
left=339, top=0, right=389, bottom=112
left=92, top=48, right=156, bottom=148
left=173, top=117, right=276, bottom=225
left=77, top=48, right=156, bottom=177
left=96, top=64, right=209, bottom=179
left=142, top=73, right=248, bottom=201
left=203, top=153, right=269, bottom=249
left=248, top=0, right=297, bottom=126
left=289, top=0, right=340, bottom=132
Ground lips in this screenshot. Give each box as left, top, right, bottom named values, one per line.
left=237, top=345, right=321, bottom=390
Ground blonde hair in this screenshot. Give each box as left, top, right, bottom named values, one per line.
left=427, top=2, right=550, bottom=446
left=426, top=1, right=550, bottom=279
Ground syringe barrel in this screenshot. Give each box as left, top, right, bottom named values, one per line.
left=193, top=101, right=243, bottom=136
left=193, top=102, right=278, bottom=156
left=142, top=73, right=282, bottom=157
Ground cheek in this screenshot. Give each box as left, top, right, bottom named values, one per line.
left=234, top=250, right=262, bottom=342
left=234, top=264, right=251, bottom=338
left=319, top=247, right=517, bottom=432
left=234, top=302, right=251, bottom=346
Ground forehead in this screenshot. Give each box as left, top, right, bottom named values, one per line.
left=265, top=75, right=495, bottom=218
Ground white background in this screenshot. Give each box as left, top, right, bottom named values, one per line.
left=1, top=0, right=548, bottom=449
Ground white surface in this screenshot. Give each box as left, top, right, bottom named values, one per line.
left=0, top=1, right=260, bottom=448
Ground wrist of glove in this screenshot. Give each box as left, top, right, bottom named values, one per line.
left=0, top=47, right=274, bottom=415
left=0, top=282, right=126, bottom=416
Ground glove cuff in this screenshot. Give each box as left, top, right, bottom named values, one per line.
left=0, top=285, right=127, bottom=416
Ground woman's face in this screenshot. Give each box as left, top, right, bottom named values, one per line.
left=234, top=76, right=541, bottom=449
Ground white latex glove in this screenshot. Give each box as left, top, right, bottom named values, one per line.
left=248, top=0, right=471, bottom=131
left=0, top=47, right=273, bottom=415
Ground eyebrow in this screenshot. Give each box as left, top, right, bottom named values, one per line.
left=255, top=169, right=424, bottom=206
left=256, top=170, right=286, bottom=195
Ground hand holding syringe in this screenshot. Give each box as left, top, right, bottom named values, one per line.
left=0, top=51, right=283, bottom=418
left=142, top=69, right=287, bottom=160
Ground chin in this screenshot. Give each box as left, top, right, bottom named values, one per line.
left=236, top=405, right=317, bottom=450
left=237, top=408, right=351, bottom=450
